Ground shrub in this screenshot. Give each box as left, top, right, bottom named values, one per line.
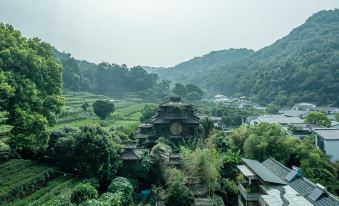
left=165, top=181, right=194, bottom=206
left=108, top=177, right=134, bottom=205
left=93, top=100, right=115, bottom=120
left=71, top=183, right=98, bottom=204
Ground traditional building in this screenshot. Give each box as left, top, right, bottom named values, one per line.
left=237, top=158, right=339, bottom=206
left=136, top=96, right=200, bottom=146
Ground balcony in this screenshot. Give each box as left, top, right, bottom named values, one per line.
left=238, top=183, right=260, bottom=201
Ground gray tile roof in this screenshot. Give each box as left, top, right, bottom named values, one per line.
left=262, top=158, right=339, bottom=206
left=242, top=158, right=287, bottom=185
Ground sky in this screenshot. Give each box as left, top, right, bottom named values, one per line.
left=0, top=0, right=339, bottom=67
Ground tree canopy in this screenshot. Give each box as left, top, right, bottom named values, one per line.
left=0, top=23, right=63, bottom=155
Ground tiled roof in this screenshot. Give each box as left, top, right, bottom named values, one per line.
left=256, top=115, right=304, bottom=124
left=279, top=110, right=309, bottom=117
left=262, top=158, right=339, bottom=206
left=242, top=158, right=286, bottom=185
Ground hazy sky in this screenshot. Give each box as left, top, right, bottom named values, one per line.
left=0, top=0, right=339, bottom=67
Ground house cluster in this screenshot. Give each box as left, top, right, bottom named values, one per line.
left=237, top=157, right=339, bottom=206
left=122, top=97, right=225, bottom=206
left=247, top=103, right=339, bottom=162
left=213, top=95, right=258, bottom=110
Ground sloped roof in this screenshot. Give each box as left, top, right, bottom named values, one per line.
left=279, top=109, right=309, bottom=117
left=256, top=115, right=304, bottom=124
left=262, top=158, right=339, bottom=206
left=160, top=96, right=192, bottom=107
left=313, top=128, right=339, bottom=140
left=242, top=158, right=286, bottom=185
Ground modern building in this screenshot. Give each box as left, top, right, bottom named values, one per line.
left=313, top=128, right=339, bottom=161
left=237, top=158, right=339, bottom=206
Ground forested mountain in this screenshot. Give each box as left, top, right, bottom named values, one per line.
left=144, top=48, right=254, bottom=85
left=148, top=9, right=339, bottom=106
left=53, top=49, right=159, bottom=95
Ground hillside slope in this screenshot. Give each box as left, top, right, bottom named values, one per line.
left=149, top=9, right=339, bottom=106
left=145, top=48, right=254, bottom=84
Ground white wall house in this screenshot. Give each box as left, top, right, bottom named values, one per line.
left=313, top=128, right=339, bottom=161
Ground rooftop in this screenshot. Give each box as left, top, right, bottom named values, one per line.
left=262, top=158, right=339, bottom=206
left=160, top=96, right=192, bottom=107
left=256, top=115, right=304, bottom=124
left=313, top=128, right=339, bottom=140
left=242, top=158, right=286, bottom=185
left=279, top=109, right=309, bottom=117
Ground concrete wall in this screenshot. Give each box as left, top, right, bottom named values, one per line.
left=324, top=140, right=339, bottom=161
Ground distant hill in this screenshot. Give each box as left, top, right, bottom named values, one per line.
left=144, top=48, right=254, bottom=85
left=148, top=9, right=339, bottom=106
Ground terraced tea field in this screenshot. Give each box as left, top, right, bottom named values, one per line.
left=53, top=91, right=155, bottom=131
left=0, top=159, right=81, bottom=205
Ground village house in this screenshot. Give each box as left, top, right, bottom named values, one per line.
left=312, top=128, right=339, bottom=161
left=293, top=103, right=317, bottom=111
left=237, top=158, right=339, bottom=206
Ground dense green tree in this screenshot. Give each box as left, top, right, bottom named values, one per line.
left=185, top=84, right=203, bottom=101
left=180, top=146, right=224, bottom=192
left=0, top=23, right=63, bottom=155
left=144, top=80, right=171, bottom=101
left=165, top=181, right=194, bottom=206
left=336, top=113, right=339, bottom=122
left=305, top=112, right=331, bottom=127
left=140, top=104, right=157, bottom=123
left=108, top=177, right=134, bottom=205
left=71, top=183, right=98, bottom=204
left=93, top=100, right=115, bottom=120
left=50, top=126, right=122, bottom=181
left=201, top=117, right=214, bottom=138
left=266, top=104, right=279, bottom=114
left=81, top=102, right=89, bottom=112
left=172, top=83, right=187, bottom=97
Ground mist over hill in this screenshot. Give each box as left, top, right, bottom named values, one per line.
left=147, top=9, right=339, bottom=106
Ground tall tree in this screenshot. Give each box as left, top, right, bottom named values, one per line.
left=0, top=23, right=63, bottom=155
left=305, top=112, right=331, bottom=127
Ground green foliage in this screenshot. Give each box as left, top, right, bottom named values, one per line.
left=165, top=168, right=184, bottom=185
left=165, top=181, right=194, bottom=206
left=335, top=113, right=339, bottom=121
left=219, top=106, right=261, bottom=127
left=201, top=117, right=214, bottom=138
left=228, top=123, right=339, bottom=195
left=50, top=126, right=122, bottom=181
left=93, top=100, right=115, bottom=120
left=107, top=177, right=134, bottom=205
left=0, top=140, right=15, bottom=163
left=140, top=104, right=157, bottom=123
left=305, top=111, right=331, bottom=127
left=143, top=80, right=171, bottom=102
left=70, top=183, right=98, bottom=204
left=266, top=104, right=279, bottom=114
left=95, top=63, right=158, bottom=93
left=0, top=23, right=63, bottom=155
left=171, top=83, right=203, bottom=101
left=97, top=192, right=124, bottom=206
left=180, top=146, right=224, bottom=191
left=150, top=10, right=339, bottom=106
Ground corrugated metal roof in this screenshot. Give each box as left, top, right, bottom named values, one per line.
left=242, top=158, right=286, bottom=185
